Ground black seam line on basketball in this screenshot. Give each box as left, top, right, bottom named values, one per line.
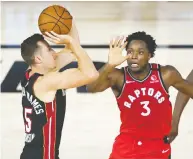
left=42, top=13, right=60, bottom=22
left=53, top=7, right=70, bottom=31
left=39, top=22, right=59, bottom=26
left=53, top=6, right=71, bottom=30
left=58, top=17, right=73, bottom=20
left=57, top=18, right=72, bottom=31
left=52, top=6, right=66, bottom=31
left=53, top=5, right=63, bottom=17
left=53, top=23, right=61, bottom=34
left=53, top=6, right=71, bottom=31
left=53, top=6, right=70, bottom=18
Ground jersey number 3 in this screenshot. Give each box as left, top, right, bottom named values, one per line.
left=24, top=108, right=32, bottom=133
left=140, top=101, right=150, bottom=116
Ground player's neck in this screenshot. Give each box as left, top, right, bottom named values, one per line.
left=30, top=65, right=51, bottom=76
left=129, top=63, right=151, bottom=80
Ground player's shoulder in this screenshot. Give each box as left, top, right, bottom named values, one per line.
left=159, top=64, right=181, bottom=81
left=159, top=65, right=179, bottom=73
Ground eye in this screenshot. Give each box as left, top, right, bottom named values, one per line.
left=127, top=50, right=132, bottom=54
left=139, top=51, right=144, bottom=54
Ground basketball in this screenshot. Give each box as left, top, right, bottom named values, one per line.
left=38, top=5, right=73, bottom=35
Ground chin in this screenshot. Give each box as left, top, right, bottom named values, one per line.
left=128, top=66, right=141, bottom=73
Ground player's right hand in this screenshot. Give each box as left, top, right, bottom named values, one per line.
left=43, top=31, right=74, bottom=45
left=108, top=36, right=129, bottom=67
left=67, top=20, right=80, bottom=45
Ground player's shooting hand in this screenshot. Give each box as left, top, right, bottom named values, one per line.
left=67, top=20, right=80, bottom=45
left=43, top=31, right=74, bottom=45
left=167, top=123, right=178, bottom=143
left=108, top=36, right=128, bottom=67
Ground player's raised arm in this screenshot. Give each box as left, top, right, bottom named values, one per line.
left=87, top=36, right=128, bottom=92
left=37, top=32, right=99, bottom=91
left=54, top=20, right=80, bottom=70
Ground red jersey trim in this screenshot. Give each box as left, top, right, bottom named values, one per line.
left=116, top=68, right=126, bottom=99
left=157, top=64, right=169, bottom=94
left=43, top=101, right=56, bottom=159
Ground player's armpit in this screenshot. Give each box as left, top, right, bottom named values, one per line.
left=36, top=68, right=98, bottom=91
left=166, top=65, right=193, bottom=98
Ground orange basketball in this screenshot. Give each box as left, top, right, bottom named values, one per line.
left=38, top=5, right=73, bottom=35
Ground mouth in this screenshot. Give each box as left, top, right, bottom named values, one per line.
left=130, top=63, right=139, bottom=68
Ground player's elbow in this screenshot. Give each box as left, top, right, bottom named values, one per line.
left=86, top=71, right=99, bottom=84
left=86, top=85, right=97, bottom=93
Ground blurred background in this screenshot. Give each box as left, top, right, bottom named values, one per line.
left=1, top=1, right=193, bottom=159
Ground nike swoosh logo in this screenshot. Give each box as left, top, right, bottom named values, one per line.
left=162, top=149, right=170, bottom=153
left=126, top=81, right=134, bottom=83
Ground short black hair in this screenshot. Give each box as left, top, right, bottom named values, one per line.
left=21, top=34, right=44, bottom=65
left=125, top=31, right=157, bottom=57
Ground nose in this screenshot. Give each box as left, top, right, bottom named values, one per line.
left=131, top=51, right=138, bottom=59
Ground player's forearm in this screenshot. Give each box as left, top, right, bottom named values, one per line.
left=172, top=92, right=190, bottom=127
left=55, top=49, right=76, bottom=70
left=172, top=70, right=193, bottom=126
left=86, top=63, right=114, bottom=92
left=71, top=44, right=99, bottom=79
left=183, top=70, right=193, bottom=99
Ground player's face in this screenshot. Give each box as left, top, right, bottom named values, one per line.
left=36, top=41, right=57, bottom=70
left=126, top=40, right=151, bottom=73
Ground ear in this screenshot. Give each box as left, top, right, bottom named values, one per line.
left=34, top=54, right=42, bottom=64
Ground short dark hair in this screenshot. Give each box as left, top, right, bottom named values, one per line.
left=125, top=31, right=157, bottom=57
left=21, top=34, right=44, bottom=65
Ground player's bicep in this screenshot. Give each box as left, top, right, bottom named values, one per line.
left=168, top=66, right=193, bottom=98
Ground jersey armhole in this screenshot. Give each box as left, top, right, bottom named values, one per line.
left=116, top=67, right=126, bottom=99
left=157, top=64, right=169, bottom=94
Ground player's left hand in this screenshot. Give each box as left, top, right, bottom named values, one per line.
left=167, top=124, right=178, bottom=143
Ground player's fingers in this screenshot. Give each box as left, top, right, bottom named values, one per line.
left=117, top=36, right=124, bottom=47
left=121, top=41, right=128, bottom=50
left=50, top=31, right=60, bottom=37
left=114, top=36, right=121, bottom=47
left=110, top=39, right=113, bottom=49
left=168, top=133, right=177, bottom=143
left=43, top=35, right=59, bottom=44
left=168, top=136, right=175, bottom=143
left=112, top=38, right=116, bottom=48
left=45, top=32, right=60, bottom=41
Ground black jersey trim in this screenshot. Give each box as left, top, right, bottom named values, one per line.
left=157, top=64, right=169, bottom=94
left=116, top=67, right=126, bottom=99
left=126, top=63, right=152, bottom=83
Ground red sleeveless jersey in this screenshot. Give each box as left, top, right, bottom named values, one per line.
left=116, top=63, right=172, bottom=139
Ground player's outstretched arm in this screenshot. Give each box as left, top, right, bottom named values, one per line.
left=167, top=70, right=193, bottom=143
left=37, top=32, right=99, bottom=91
left=87, top=36, right=128, bottom=93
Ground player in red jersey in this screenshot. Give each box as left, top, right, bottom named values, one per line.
left=87, top=32, right=193, bottom=159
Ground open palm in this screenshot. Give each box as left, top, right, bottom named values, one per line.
left=108, top=36, right=129, bottom=67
